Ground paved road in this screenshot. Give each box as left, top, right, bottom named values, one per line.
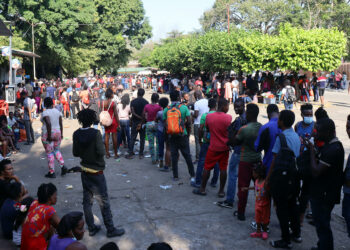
left=1, top=90, right=349, bottom=250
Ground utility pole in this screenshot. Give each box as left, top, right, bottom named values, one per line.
left=8, top=24, right=12, bottom=86
left=31, top=23, right=36, bottom=80
left=227, top=4, right=230, bottom=33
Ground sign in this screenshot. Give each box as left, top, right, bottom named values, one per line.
left=12, top=58, right=20, bottom=69
left=1, top=47, right=10, bottom=56
left=16, top=68, right=25, bottom=76
left=5, top=86, right=16, bottom=104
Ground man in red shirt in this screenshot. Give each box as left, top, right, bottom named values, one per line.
left=195, top=77, right=203, bottom=87
left=193, top=98, right=232, bottom=196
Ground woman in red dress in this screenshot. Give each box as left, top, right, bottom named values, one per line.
left=102, top=88, right=120, bottom=159
left=21, top=183, right=60, bottom=250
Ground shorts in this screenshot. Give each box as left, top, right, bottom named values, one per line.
left=255, top=203, right=271, bottom=225
left=319, top=88, right=325, bottom=96
left=204, top=149, right=229, bottom=171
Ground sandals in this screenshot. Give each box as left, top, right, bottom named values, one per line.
left=192, top=189, right=206, bottom=196
left=106, top=154, right=111, bottom=159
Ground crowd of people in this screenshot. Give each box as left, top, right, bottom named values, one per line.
left=0, top=71, right=348, bottom=250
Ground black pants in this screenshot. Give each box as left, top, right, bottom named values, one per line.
left=310, top=198, right=335, bottom=250
left=299, top=179, right=311, bottom=215
left=71, top=102, right=80, bottom=119
left=81, top=172, right=114, bottom=232
left=24, top=120, right=34, bottom=143
left=169, top=135, right=195, bottom=178
left=271, top=169, right=300, bottom=242
left=129, top=120, right=145, bottom=155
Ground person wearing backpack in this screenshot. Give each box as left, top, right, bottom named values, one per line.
left=281, top=80, right=296, bottom=110
left=216, top=98, right=246, bottom=209
left=267, top=110, right=301, bottom=249
left=305, top=118, right=344, bottom=250
left=163, top=90, right=195, bottom=183
left=70, top=85, right=80, bottom=119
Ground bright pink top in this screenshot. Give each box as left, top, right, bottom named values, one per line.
left=205, top=112, right=232, bottom=152
left=144, top=104, right=162, bottom=122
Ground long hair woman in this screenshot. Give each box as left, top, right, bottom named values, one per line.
left=101, top=88, right=120, bottom=159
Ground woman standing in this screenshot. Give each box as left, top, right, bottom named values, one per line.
left=21, top=183, right=60, bottom=250
left=117, top=94, right=131, bottom=151
left=48, top=211, right=87, bottom=250
left=143, top=93, right=162, bottom=164
left=102, top=89, right=120, bottom=159
left=41, top=97, right=67, bottom=178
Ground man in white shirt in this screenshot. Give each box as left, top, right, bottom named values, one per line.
left=193, top=90, right=209, bottom=163
left=281, top=80, right=296, bottom=110
left=232, top=77, right=239, bottom=103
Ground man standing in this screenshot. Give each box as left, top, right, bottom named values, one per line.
left=281, top=80, right=296, bottom=110
left=268, top=110, right=301, bottom=249
left=344, top=115, right=350, bottom=239
left=164, top=91, right=195, bottom=183
left=307, top=118, right=344, bottom=250
left=24, top=80, right=33, bottom=98
left=126, top=88, right=148, bottom=159
left=193, top=90, right=209, bottom=163
left=193, top=98, right=232, bottom=196
left=21, top=92, right=35, bottom=145
left=317, top=74, right=327, bottom=107
left=217, top=98, right=246, bottom=209
left=70, top=85, right=80, bottom=119
left=73, top=109, right=125, bottom=238
left=234, top=104, right=261, bottom=220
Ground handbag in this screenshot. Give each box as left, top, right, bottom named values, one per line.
left=99, top=101, right=114, bottom=127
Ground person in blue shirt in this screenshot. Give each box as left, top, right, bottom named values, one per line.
left=267, top=110, right=301, bottom=249
left=255, top=104, right=280, bottom=173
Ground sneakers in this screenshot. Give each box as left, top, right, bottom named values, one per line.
left=61, top=166, right=68, bottom=176
left=270, top=239, right=292, bottom=249
left=45, top=172, right=56, bottom=178
left=217, top=200, right=233, bottom=209
left=191, top=182, right=200, bottom=188
left=190, top=177, right=196, bottom=186
left=250, top=221, right=270, bottom=233
left=233, top=211, right=245, bottom=221
left=89, top=225, right=101, bottom=236
left=158, top=160, right=163, bottom=169
left=291, top=235, right=302, bottom=243
left=159, top=166, right=170, bottom=172
left=107, top=227, right=125, bottom=238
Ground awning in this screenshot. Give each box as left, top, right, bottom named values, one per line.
left=12, top=49, right=40, bottom=58
left=0, top=20, right=11, bottom=37
left=0, top=47, right=40, bottom=58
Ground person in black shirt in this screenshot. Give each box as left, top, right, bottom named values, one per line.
left=305, top=118, right=344, bottom=250
left=0, top=159, right=21, bottom=209
left=126, top=88, right=149, bottom=159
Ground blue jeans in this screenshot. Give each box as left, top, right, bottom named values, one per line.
left=232, top=91, right=238, bottom=103
left=195, top=143, right=219, bottom=186
left=342, top=193, right=350, bottom=238
left=117, top=120, right=130, bottom=149
left=226, top=153, right=240, bottom=203
left=284, top=100, right=293, bottom=110
left=310, top=198, right=335, bottom=250
left=157, top=130, right=165, bottom=161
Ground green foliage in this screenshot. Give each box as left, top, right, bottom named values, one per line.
left=0, top=0, right=151, bottom=78
left=148, top=25, right=347, bottom=74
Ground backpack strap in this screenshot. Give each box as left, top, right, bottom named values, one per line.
left=279, top=133, right=288, bottom=148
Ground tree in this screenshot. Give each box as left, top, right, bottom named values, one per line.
left=131, top=41, right=156, bottom=67
left=0, top=0, right=152, bottom=78
left=200, top=0, right=294, bottom=34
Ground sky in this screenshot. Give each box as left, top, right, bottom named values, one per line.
left=142, top=0, right=215, bottom=41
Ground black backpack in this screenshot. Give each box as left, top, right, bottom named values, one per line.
left=72, top=90, right=79, bottom=102
left=273, top=133, right=297, bottom=172
left=227, top=116, right=247, bottom=148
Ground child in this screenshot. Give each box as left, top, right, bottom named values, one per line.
left=243, top=164, right=270, bottom=240
left=13, top=196, right=34, bottom=247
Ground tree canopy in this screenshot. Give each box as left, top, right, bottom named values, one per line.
left=0, top=0, right=151, bottom=78
left=147, top=25, right=347, bottom=75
